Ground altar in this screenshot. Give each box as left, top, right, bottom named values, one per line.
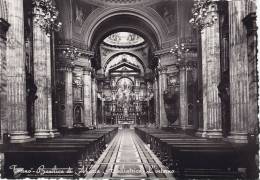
left=96, top=54, right=155, bottom=126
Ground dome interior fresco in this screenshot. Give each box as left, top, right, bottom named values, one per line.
left=103, top=32, right=145, bottom=47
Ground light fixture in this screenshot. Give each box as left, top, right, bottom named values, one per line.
left=170, top=43, right=190, bottom=62
left=32, top=0, right=62, bottom=36
left=189, top=0, right=218, bottom=30
left=62, top=47, right=82, bottom=60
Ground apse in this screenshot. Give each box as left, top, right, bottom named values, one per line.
left=96, top=31, right=155, bottom=127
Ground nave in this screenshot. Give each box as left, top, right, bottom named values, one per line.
left=0, top=0, right=258, bottom=178
left=87, top=129, right=173, bottom=179
left=1, top=126, right=258, bottom=179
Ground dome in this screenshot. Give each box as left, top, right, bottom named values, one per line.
left=103, top=32, right=145, bottom=47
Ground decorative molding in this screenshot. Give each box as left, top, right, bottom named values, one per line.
left=154, top=48, right=173, bottom=58
left=102, top=41, right=146, bottom=49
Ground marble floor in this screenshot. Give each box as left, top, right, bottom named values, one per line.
left=86, top=129, right=174, bottom=179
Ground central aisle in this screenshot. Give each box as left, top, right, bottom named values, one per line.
left=86, top=129, right=174, bottom=179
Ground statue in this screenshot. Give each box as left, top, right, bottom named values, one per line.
left=74, top=106, right=82, bottom=123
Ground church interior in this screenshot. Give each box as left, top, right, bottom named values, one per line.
left=0, top=0, right=258, bottom=179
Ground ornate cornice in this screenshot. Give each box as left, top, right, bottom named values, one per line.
left=57, top=39, right=88, bottom=50
left=154, top=48, right=172, bottom=58
left=0, top=18, right=9, bottom=40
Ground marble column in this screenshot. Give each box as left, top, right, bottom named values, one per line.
left=158, top=66, right=168, bottom=128
left=243, top=13, right=257, bottom=135
left=33, top=21, right=50, bottom=138
left=45, top=35, right=59, bottom=137
left=6, top=0, right=31, bottom=142
left=154, top=77, right=160, bottom=128
left=83, top=68, right=92, bottom=127
left=64, top=65, right=74, bottom=128
left=92, top=77, right=97, bottom=127
left=179, top=66, right=189, bottom=129
left=0, top=18, right=9, bottom=140
left=201, top=3, right=222, bottom=138
left=228, top=1, right=250, bottom=143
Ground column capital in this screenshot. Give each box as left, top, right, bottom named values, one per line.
left=0, top=18, right=10, bottom=40
left=157, top=66, right=168, bottom=74
left=32, top=0, right=62, bottom=35
left=190, top=0, right=219, bottom=31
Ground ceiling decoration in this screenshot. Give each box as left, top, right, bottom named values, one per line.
left=88, top=0, right=151, bottom=5
left=103, top=32, right=145, bottom=47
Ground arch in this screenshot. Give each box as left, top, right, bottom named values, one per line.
left=103, top=52, right=146, bottom=75
left=81, top=6, right=168, bottom=51
left=0, top=0, right=8, bottom=20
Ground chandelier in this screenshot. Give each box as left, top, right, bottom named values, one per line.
left=170, top=43, right=190, bottom=62
left=33, top=0, right=62, bottom=36
left=62, top=47, right=82, bottom=61
left=189, top=0, right=218, bottom=30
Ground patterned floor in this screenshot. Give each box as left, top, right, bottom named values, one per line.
left=86, top=129, right=175, bottom=179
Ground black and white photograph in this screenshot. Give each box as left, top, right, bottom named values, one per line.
left=0, top=0, right=259, bottom=179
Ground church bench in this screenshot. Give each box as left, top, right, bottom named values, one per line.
left=135, top=127, right=173, bottom=144
left=3, top=143, right=86, bottom=178
left=153, top=138, right=226, bottom=160
left=2, top=127, right=118, bottom=178
left=168, top=145, right=246, bottom=177
left=134, top=127, right=252, bottom=178
left=163, top=140, right=249, bottom=178
left=64, top=134, right=106, bottom=153
left=148, top=133, right=192, bottom=152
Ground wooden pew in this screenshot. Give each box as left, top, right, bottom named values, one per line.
left=134, top=127, right=251, bottom=179
left=2, top=127, right=118, bottom=178
left=3, top=143, right=87, bottom=178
